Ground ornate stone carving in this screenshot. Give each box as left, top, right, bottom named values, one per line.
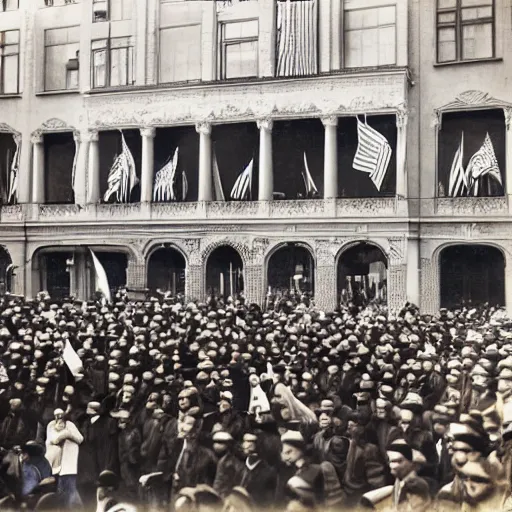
left=39, top=205, right=84, bottom=220
left=336, top=198, right=396, bottom=216
left=315, top=240, right=338, bottom=267
left=396, top=103, right=408, bottom=128
left=257, top=118, right=273, bottom=131
left=82, top=130, right=99, bottom=143
left=96, top=203, right=142, bottom=219
left=41, top=118, right=68, bottom=130
left=389, top=237, right=406, bottom=265
left=140, top=127, right=156, bottom=138
left=321, top=116, right=338, bottom=127
left=30, top=132, right=44, bottom=144
left=0, top=123, right=21, bottom=139
left=435, top=91, right=512, bottom=122
left=195, top=122, right=212, bottom=135
left=251, top=238, right=270, bottom=265
left=151, top=202, right=199, bottom=219
left=505, top=107, right=512, bottom=131
left=207, top=201, right=259, bottom=219
left=201, top=237, right=251, bottom=265
left=1, top=205, right=23, bottom=222
left=270, top=200, right=325, bottom=218
left=435, top=197, right=508, bottom=216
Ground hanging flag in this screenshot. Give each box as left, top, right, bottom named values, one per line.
left=213, top=151, right=225, bottom=201
left=276, top=0, right=318, bottom=77
left=466, top=133, right=502, bottom=196
left=448, top=133, right=467, bottom=198
left=182, top=170, right=188, bottom=201
left=71, top=135, right=79, bottom=194
left=7, top=137, right=20, bottom=204
left=230, top=159, right=253, bottom=200
left=302, top=152, right=319, bottom=197
left=89, top=249, right=112, bottom=303
left=62, top=339, right=84, bottom=377
left=104, top=131, right=138, bottom=203
left=353, top=117, right=392, bottom=191
left=153, top=147, right=178, bottom=202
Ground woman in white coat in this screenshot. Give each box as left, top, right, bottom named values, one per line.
left=45, top=408, right=84, bottom=508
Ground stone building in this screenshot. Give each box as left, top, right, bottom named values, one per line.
left=0, top=0, right=510, bottom=313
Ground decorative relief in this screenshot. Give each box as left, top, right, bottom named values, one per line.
left=336, top=198, right=396, bottom=216
left=207, top=201, right=259, bottom=219
left=505, top=108, right=512, bottom=130
left=251, top=238, right=270, bottom=265
left=96, top=203, right=142, bottom=219
left=39, top=205, right=84, bottom=219
left=1, top=205, right=23, bottom=222
left=201, top=237, right=252, bottom=265
left=389, top=237, right=406, bottom=265
left=436, top=197, right=508, bottom=216
left=151, top=202, right=199, bottom=219
left=315, top=240, right=340, bottom=266
left=270, top=200, right=325, bottom=218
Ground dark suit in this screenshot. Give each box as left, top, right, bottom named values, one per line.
left=240, top=457, right=278, bottom=508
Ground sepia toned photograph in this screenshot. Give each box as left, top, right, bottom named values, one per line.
left=0, top=0, right=509, bottom=511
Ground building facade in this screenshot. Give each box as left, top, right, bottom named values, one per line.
left=0, top=0, right=510, bottom=313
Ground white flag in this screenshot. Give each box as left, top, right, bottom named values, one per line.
left=71, top=135, right=79, bottom=193
left=63, top=339, right=84, bottom=377
left=230, top=159, right=253, bottom=200
left=90, top=249, right=112, bottom=303
left=302, top=152, right=319, bottom=197
left=153, top=147, right=179, bottom=202
left=7, top=139, right=20, bottom=204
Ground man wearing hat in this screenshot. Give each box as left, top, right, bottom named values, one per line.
left=20, top=440, right=52, bottom=498
left=211, top=430, right=244, bottom=498
left=116, top=410, right=141, bottom=502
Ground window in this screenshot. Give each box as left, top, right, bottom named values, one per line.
left=0, top=30, right=19, bottom=94
left=219, top=20, right=258, bottom=80
left=437, top=0, right=494, bottom=63
left=93, top=0, right=132, bottom=22
left=159, top=25, right=201, bottom=83
left=92, top=37, right=134, bottom=88
left=344, top=5, right=396, bottom=68
left=0, top=0, right=18, bottom=11
left=44, top=26, right=80, bottom=92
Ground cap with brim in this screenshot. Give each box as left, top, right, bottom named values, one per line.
left=212, top=431, right=233, bottom=443
left=387, top=442, right=413, bottom=461
left=458, top=461, right=492, bottom=483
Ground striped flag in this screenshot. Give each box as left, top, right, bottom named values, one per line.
left=182, top=170, right=188, bottom=201
left=7, top=138, right=20, bottom=204
left=353, top=117, right=392, bottom=191
left=230, top=159, right=253, bottom=200
left=466, top=133, right=502, bottom=196
left=448, top=133, right=467, bottom=198
left=276, top=0, right=318, bottom=77
left=89, top=249, right=111, bottom=303
left=71, top=135, right=78, bottom=194
left=153, top=147, right=179, bottom=202
left=302, top=152, right=319, bottom=197
left=213, top=151, right=225, bottom=201
left=104, top=131, right=138, bottom=203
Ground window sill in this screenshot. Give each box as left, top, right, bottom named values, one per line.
left=36, top=89, right=80, bottom=97
left=434, top=57, right=503, bottom=68
left=0, top=94, right=22, bottom=99
left=87, top=85, right=137, bottom=94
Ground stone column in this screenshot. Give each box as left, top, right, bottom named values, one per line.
left=72, top=131, right=88, bottom=205
left=31, top=132, right=45, bottom=204
left=314, top=241, right=338, bottom=312
left=406, top=236, right=420, bottom=307
left=140, top=127, right=156, bottom=203
left=257, top=119, right=273, bottom=201
left=420, top=255, right=440, bottom=315
left=87, top=131, right=100, bottom=204
left=245, top=265, right=265, bottom=306
left=505, top=108, right=512, bottom=212
left=186, top=265, right=203, bottom=302
left=388, top=238, right=408, bottom=313
left=322, top=116, right=338, bottom=199
left=196, top=123, right=213, bottom=202
left=396, top=108, right=408, bottom=198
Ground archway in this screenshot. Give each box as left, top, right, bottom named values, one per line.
left=267, top=243, right=315, bottom=297
left=39, top=251, right=72, bottom=300
left=205, top=246, right=244, bottom=298
left=90, top=252, right=128, bottom=299
left=337, top=242, right=388, bottom=306
left=440, top=245, right=505, bottom=308
left=147, top=247, right=186, bottom=295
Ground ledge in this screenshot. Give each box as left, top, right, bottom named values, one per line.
left=435, top=197, right=508, bottom=216
left=433, top=57, right=503, bottom=68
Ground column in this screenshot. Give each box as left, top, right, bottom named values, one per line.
left=31, top=132, right=44, bottom=204
left=322, top=116, right=338, bottom=199
left=87, top=131, right=100, bottom=204
left=196, top=123, right=213, bottom=202
left=505, top=108, right=512, bottom=211
left=396, top=108, right=408, bottom=198
left=140, top=127, right=156, bottom=203
left=257, top=119, right=273, bottom=201
left=406, top=236, right=420, bottom=307
left=73, top=131, right=88, bottom=205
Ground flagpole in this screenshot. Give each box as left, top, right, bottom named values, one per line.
left=220, top=273, right=224, bottom=297
left=229, top=262, right=234, bottom=297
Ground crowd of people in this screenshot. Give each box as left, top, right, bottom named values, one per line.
left=0, top=289, right=511, bottom=512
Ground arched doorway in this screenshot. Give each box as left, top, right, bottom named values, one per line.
left=0, top=247, right=12, bottom=295
left=267, top=244, right=315, bottom=297
left=337, top=242, right=388, bottom=306
left=440, top=245, right=505, bottom=308
left=205, top=246, right=244, bottom=298
left=39, top=251, right=72, bottom=300
left=90, top=252, right=128, bottom=299
left=147, top=247, right=186, bottom=295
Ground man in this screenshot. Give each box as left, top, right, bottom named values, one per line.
left=20, top=441, right=52, bottom=498
left=211, top=431, right=244, bottom=498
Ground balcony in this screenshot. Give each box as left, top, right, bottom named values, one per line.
left=2, top=197, right=409, bottom=224
left=435, top=197, right=508, bottom=216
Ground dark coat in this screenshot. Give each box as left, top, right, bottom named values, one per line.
left=213, top=451, right=244, bottom=498
left=239, top=458, right=278, bottom=508
left=118, top=425, right=141, bottom=492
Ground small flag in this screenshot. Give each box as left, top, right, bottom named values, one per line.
left=153, top=147, right=178, bottom=202
left=448, top=133, right=467, bottom=198
left=302, top=152, right=319, bottom=197
left=89, top=249, right=112, bottom=303
left=63, top=339, right=84, bottom=377
left=7, top=139, right=20, bottom=204
left=466, top=133, right=502, bottom=196
left=104, top=131, right=138, bottom=203
left=213, top=151, right=225, bottom=201
left=353, top=117, right=392, bottom=191
left=230, top=159, right=253, bottom=200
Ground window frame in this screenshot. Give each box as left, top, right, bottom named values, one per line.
left=0, top=0, right=18, bottom=11
left=0, top=30, right=20, bottom=95
left=218, top=19, right=259, bottom=81
left=436, top=0, right=495, bottom=64
left=93, top=0, right=132, bottom=23
left=91, top=36, right=134, bottom=89
left=43, top=26, right=80, bottom=92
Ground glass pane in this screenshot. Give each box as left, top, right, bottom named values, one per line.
left=224, top=20, right=258, bottom=40
left=92, top=39, right=107, bottom=50
left=4, top=31, right=19, bottom=44
left=110, top=37, right=131, bottom=49
left=344, top=29, right=363, bottom=68
left=122, top=0, right=133, bottom=21
left=225, top=41, right=258, bottom=79
left=2, top=54, right=18, bottom=94
left=461, top=0, right=492, bottom=6
left=438, top=12, right=456, bottom=23
left=378, top=25, right=396, bottom=65
left=361, top=27, right=379, bottom=66
left=93, top=49, right=107, bottom=87
left=378, top=6, right=396, bottom=25
left=462, top=23, right=493, bottom=59
left=45, top=46, right=67, bottom=90
left=438, top=27, right=456, bottom=61
left=66, top=68, right=79, bottom=90
left=438, top=0, right=457, bottom=8
left=345, top=10, right=364, bottom=31
left=45, top=26, right=79, bottom=46
left=361, top=8, right=379, bottom=28
left=110, top=48, right=128, bottom=86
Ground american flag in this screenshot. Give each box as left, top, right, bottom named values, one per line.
left=302, top=152, right=319, bottom=197
left=153, top=147, right=179, bottom=202
left=448, top=133, right=467, bottom=198
left=104, top=131, right=138, bottom=203
left=466, top=133, right=502, bottom=196
left=71, top=135, right=78, bottom=194
left=230, top=159, right=253, bottom=200
left=353, top=117, right=392, bottom=192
